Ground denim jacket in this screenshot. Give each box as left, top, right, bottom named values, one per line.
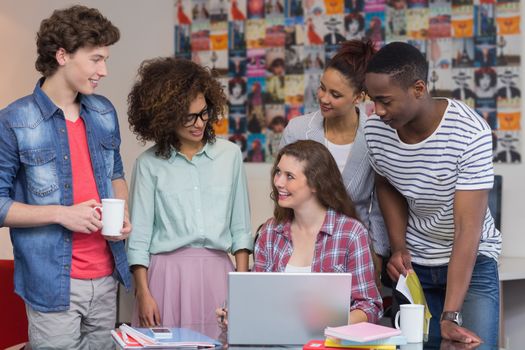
left=0, top=79, right=132, bottom=312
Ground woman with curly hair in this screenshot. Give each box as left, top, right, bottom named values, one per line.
left=126, top=57, right=252, bottom=338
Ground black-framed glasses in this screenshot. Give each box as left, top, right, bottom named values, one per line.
left=182, top=107, right=210, bottom=127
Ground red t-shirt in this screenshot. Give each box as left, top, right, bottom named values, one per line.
left=66, top=117, right=114, bottom=279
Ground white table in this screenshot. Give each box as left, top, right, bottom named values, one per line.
left=498, top=256, right=525, bottom=349
left=499, top=256, right=525, bottom=281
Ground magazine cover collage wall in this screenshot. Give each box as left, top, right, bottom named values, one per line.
left=174, top=0, right=522, bottom=163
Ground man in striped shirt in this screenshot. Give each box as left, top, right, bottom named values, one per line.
left=363, top=42, right=501, bottom=347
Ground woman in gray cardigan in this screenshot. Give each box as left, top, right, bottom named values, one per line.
left=280, top=39, right=389, bottom=279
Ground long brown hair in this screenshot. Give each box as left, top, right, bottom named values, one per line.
left=271, top=140, right=359, bottom=223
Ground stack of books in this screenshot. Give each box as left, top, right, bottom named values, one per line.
left=111, top=324, right=221, bottom=349
left=303, top=322, right=407, bottom=350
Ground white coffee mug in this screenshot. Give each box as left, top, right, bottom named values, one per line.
left=395, top=304, right=425, bottom=343
left=95, top=198, right=125, bottom=236
left=400, top=343, right=423, bottom=350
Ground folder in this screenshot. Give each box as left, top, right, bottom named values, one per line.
left=111, top=324, right=221, bottom=349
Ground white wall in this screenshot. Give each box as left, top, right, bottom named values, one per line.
left=0, top=0, right=523, bottom=343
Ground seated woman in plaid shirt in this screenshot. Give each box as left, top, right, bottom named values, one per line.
left=217, top=140, right=382, bottom=325
left=252, top=140, right=383, bottom=324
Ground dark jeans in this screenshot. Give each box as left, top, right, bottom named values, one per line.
left=412, top=255, right=499, bottom=347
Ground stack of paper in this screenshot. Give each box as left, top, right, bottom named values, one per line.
left=302, top=322, right=406, bottom=349
left=111, top=324, right=221, bottom=349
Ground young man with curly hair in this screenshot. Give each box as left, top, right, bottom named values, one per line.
left=126, top=57, right=252, bottom=339
left=0, top=6, right=131, bottom=349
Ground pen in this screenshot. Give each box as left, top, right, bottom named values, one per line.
left=220, top=300, right=227, bottom=323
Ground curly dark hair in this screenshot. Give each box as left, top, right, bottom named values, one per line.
left=271, top=140, right=359, bottom=223
left=35, top=5, right=120, bottom=77
left=326, top=39, right=376, bottom=93
left=128, top=57, right=227, bottom=159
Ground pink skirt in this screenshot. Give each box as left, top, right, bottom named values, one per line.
left=132, top=247, right=234, bottom=339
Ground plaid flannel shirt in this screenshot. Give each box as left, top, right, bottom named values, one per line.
left=254, top=208, right=383, bottom=323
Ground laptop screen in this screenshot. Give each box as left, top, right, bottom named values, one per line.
left=227, top=272, right=351, bottom=345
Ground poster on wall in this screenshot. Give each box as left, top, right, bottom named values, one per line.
left=174, top=0, right=522, bottom=163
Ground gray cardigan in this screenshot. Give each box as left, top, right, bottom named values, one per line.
left=280, top=109, right=389, bottom=256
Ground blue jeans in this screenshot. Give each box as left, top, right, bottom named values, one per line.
left=412, top=255, right=499, bottom=347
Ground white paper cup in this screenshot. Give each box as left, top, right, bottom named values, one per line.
left=395, top=304, right=425, bottom=343
left=95, top=198, right=125, bottom=236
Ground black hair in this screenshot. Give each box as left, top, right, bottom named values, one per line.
left=365, top=41, right=428, bottom=89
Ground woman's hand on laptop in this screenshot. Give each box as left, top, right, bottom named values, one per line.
left=137, top=291, right=161, bottom=327
left=215, top=306, right=228, bottom=330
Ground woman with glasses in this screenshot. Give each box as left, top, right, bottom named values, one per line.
left=127, top=57, right=252, bottom=338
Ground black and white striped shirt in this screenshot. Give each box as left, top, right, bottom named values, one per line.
left=364, top=99, right=501, bottom=265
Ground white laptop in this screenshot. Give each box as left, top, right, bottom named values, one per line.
left=227, top=272, right=352, bottom=345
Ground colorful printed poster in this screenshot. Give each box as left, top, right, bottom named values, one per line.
left=365, top=11, right=386, bottom=44
left=190, top=21, right=210, bottom=51
left=265, top=17, right=286, bottom=47
left=344, top=12, right=365, bottom=40
left=285, top=17, right=305, bottom=46
left=428, top=6, right=451, bottom=38
left=175, top=0, right=193, bottom=25
left=285, top=45, right=305, bottom=75
left=246, top=19, right=266, bottom=48
left=386, top=7, right=407, bottom=41
left=451, top=5, right=474, bottom=37
left=304, top=0, right=327, bottom=16
left=451, top=68, right=476, bottom=107
left=496, top=34, right=520, bottom=66
left=497, top=111, right=521, bottom=131
left=406, top=8, right=429, bottom=39
left=284, top=74, right=305, bottom=106
left=496, top=66, right=521, bottom=109
left=496, top=2, right=520, bottom=35
left=247, top=48, right=266, bottom=77
left=229, top=0, right=246, bottom=21
left=493, top=131, right=521, bottom=163
left=325, top=0, right=345, bottom=15
left=428, top=38, right=453, bottom=69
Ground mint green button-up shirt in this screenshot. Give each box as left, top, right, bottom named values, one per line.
left=127, top=139, right=253, bottom=268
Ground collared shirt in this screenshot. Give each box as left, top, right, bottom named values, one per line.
left=254, top=209, right=383, bottom=324
left=0, top=79, right=131, bottom=312
left=127, top=138, right=253, bottom=268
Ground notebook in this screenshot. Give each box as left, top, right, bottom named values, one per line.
left=228, top=272, right=352, bottom=345
left=324, top=322, right=401, bottom=343
left=303, top=339, right=396, bottom=350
